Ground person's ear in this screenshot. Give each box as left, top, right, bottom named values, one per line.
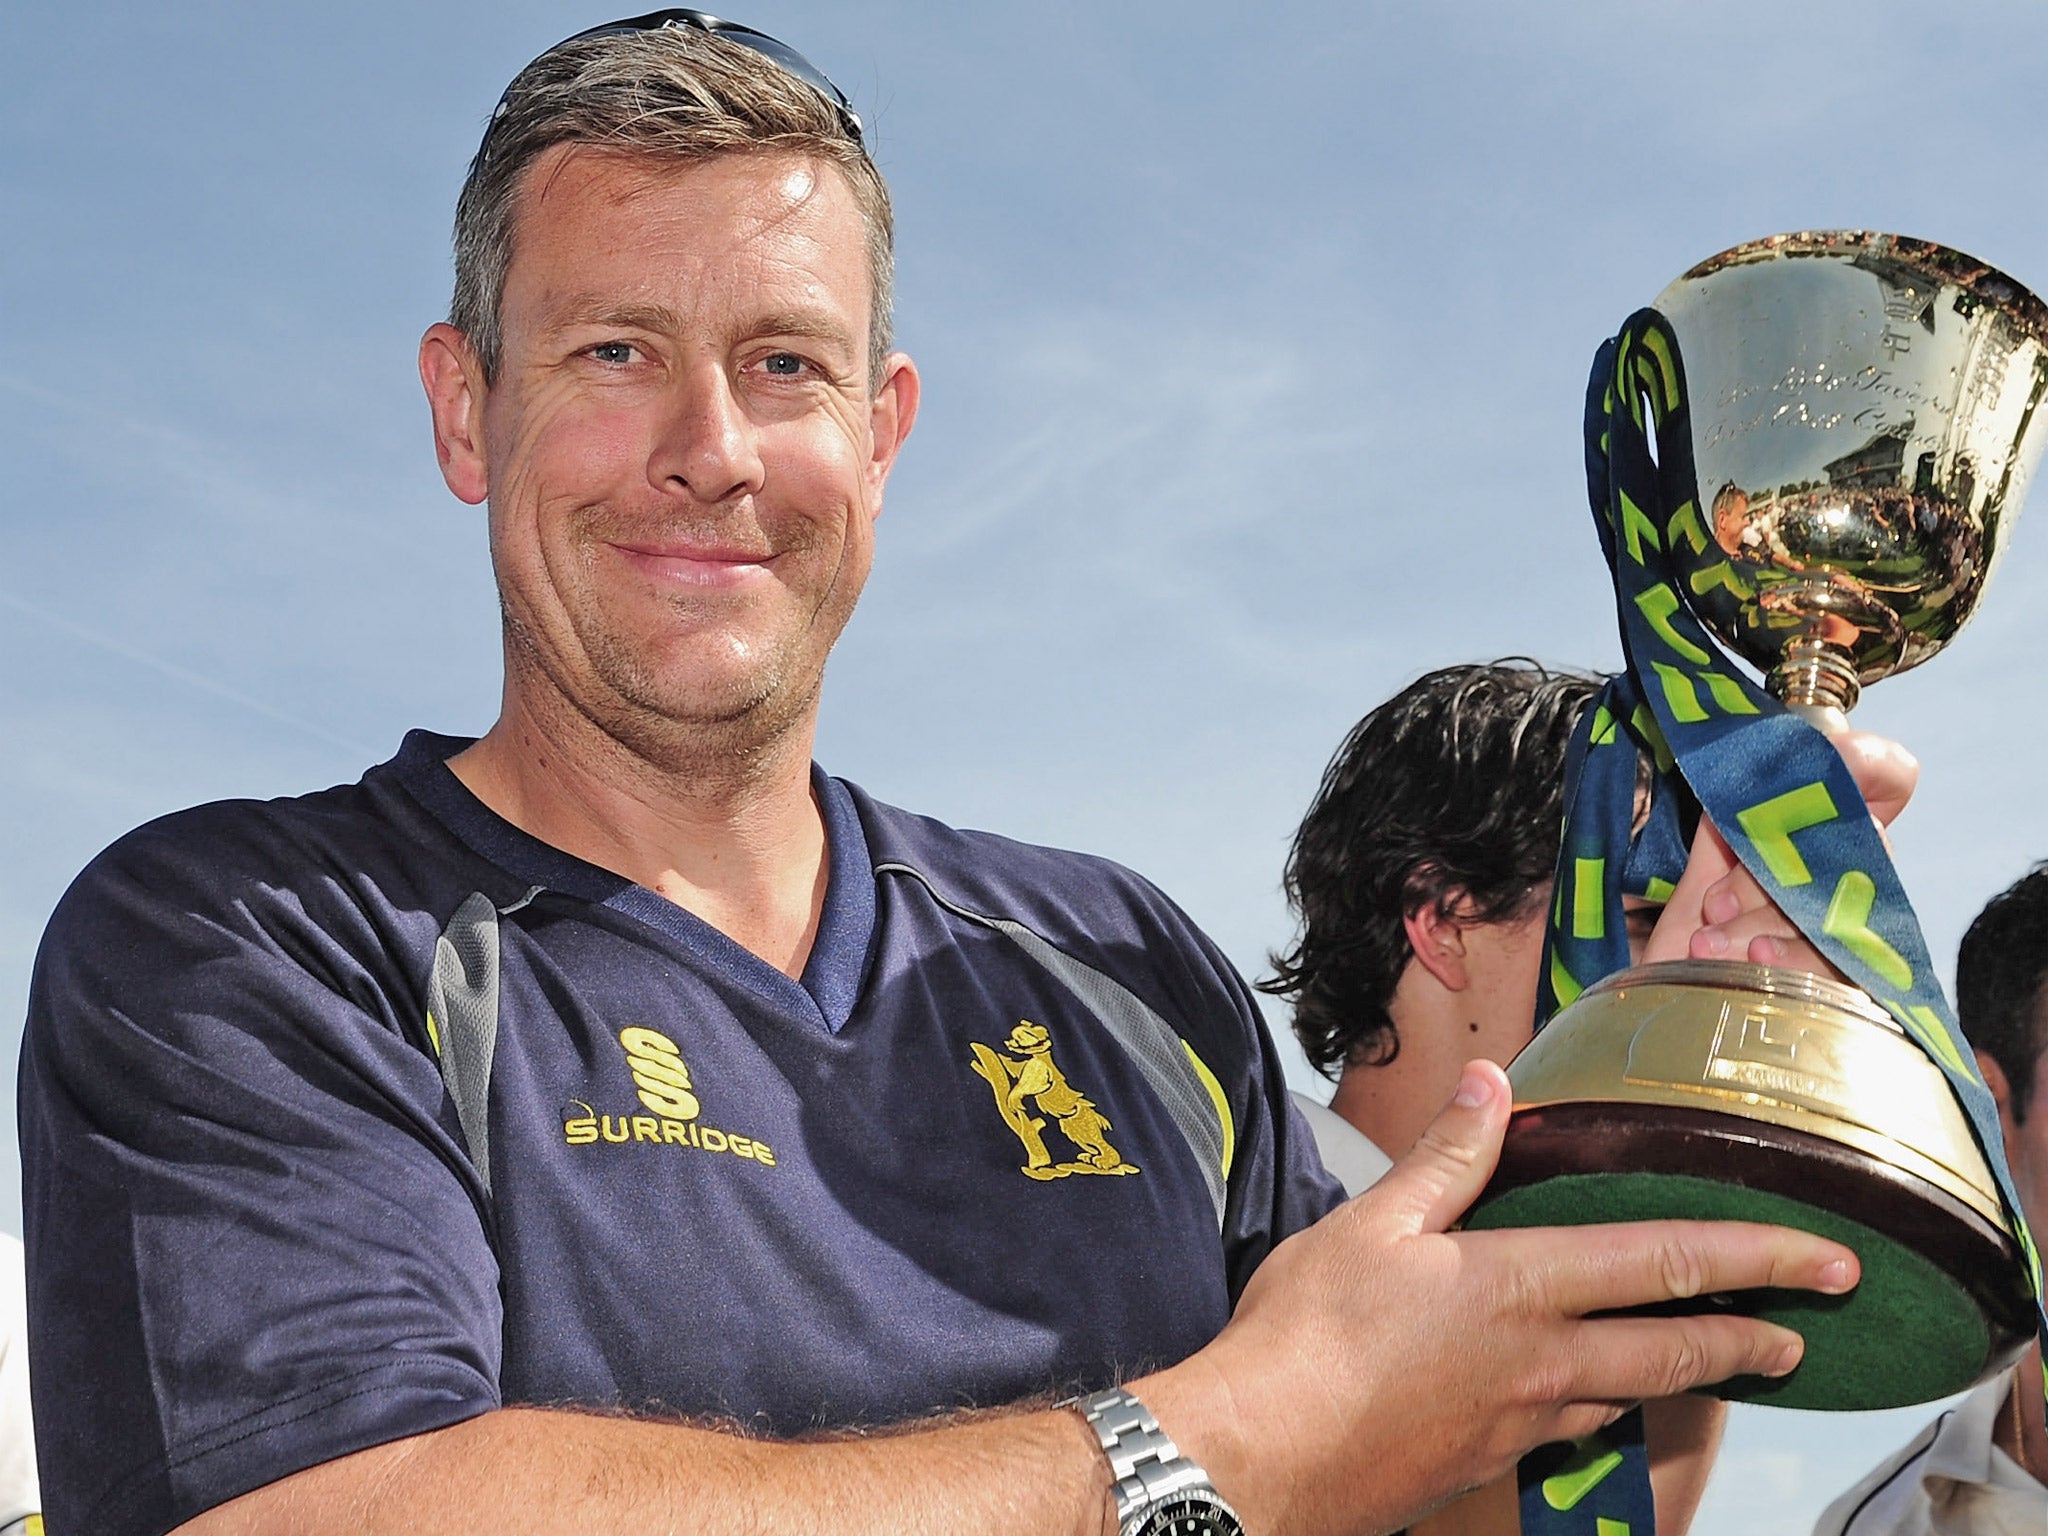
left=862, top=350, right=920, bottom=512
left=1403, top=897, right=1472, bottom=993
left=419, top=323, right=490, bottom=505
left=1976, top=1048, right=2021, bottom=1149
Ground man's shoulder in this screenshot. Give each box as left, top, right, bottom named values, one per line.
left=838, top=778, right=1268, bottom=1063
left=43, top=735, right=490, bottom=953
left=844, top=780, right=1208, bottom=951
left=75, top=770, right=397, bottom=887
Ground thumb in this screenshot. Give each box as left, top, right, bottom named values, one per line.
left=1369, top=1060, right=1511, bottom=1234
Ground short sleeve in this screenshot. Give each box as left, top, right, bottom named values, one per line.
left=1062, top=867, right=1345, bottom=1299
left=19, top=817, right=504, bottom=1536
left=1183, top=926, right=1348, bottom=1299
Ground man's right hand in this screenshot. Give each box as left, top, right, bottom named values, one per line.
left=1135, top=1059, right=1857, bottom=1536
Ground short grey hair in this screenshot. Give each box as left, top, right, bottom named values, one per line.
left=451, top=26, right=893, bottom=384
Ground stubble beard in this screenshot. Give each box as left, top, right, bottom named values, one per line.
left=499, top=579, right=834, bottom=791
left=493, top=487, right=866, bottom=789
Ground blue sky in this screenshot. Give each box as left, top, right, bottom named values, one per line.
left=9, top=2, right=2048, bottom=1527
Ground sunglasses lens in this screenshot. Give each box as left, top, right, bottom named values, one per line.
left=721, top=32, right=834, bottom=96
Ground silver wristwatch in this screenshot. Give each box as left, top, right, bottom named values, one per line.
left=1074, top=1386, right=1247, bottom=1536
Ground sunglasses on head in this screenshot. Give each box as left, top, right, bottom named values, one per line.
left=488, top=8, right=863, bottom=145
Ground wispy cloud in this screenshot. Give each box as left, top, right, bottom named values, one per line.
left=0, top=589, right=377, bottom=758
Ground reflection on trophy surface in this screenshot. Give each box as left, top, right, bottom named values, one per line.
left=1473, top=233, right=2048, bottom=1410
left=1662, top=231, right=2048, bottom=725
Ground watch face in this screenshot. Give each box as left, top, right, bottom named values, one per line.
left=1124, top=1493, right=1246, bottom=1536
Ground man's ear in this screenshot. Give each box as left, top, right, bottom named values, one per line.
left=862, top=350, right=920, bottom=513
left=419, top=322, right=490, bottom=506
left=1977, top=1048, right=2021, bottom=1148
left=1403, top=898, right=1472, bottom=993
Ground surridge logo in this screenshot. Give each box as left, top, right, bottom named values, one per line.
left=969, top=1021, right=1138, bottom=1181
left=564, top=1026, right=776, bottom=1168
left=622, top=1026, right=700, bottom=1119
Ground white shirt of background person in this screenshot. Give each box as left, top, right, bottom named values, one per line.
left=1813, top=1372, right=2046, bottom=1536
left=1290, top=1092, right=1394, bottom=1197
left=0, top=1233, right=40, bottom=1535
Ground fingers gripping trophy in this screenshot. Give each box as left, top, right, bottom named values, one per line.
left=1468, top=233, right=2048, bottom=1531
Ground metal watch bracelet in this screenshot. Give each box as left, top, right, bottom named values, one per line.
left=1074, top=1386, right=1216, bottom=1520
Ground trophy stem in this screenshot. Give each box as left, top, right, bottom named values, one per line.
left=1768, top=637, right=1860, bottom=730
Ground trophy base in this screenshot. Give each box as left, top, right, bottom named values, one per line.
left=1466, top=1101, right=2035, bottom=1410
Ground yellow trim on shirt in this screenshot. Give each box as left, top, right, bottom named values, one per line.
left=1180, top=1042, right=1235, bottom=1179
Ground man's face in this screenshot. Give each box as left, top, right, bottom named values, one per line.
left=430, top=146, right=915, bottom=756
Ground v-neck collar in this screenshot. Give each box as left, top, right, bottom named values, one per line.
left=390, top=730, right=876, bottom=1034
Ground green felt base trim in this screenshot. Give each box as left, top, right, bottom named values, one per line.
left=1466, top=1172, right=1988, bottom=1410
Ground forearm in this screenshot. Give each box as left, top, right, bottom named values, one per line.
left=1644, top=1395, right=1727, bottom=1536
left=177, top=1403, right=1119, bottom=1536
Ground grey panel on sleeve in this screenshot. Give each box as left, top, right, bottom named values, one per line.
left=876, top=861, right=1229, bottom=1228
left=426, top=886, right=540, bottom=1195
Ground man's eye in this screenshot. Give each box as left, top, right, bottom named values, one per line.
left=761, top=353, right=806, bottom=376
left=588, top=342, right=637, bottom=365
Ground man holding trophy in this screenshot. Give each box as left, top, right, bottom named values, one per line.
left=13, top=9, right=2036, bottom=1533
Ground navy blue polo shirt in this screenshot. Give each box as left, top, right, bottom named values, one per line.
left=21, top=731, right=1342, bottom=1536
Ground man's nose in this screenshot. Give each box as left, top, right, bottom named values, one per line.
left=649, top=364, right=764, bottom=503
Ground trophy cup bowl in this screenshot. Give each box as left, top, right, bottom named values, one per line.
left=1468, top=233, right=2048, bottom=1410
left=1657, top=231, right=2048, bottom=722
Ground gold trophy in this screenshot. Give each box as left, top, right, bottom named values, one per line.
left=1471, top=233, right=2048, bottom=1409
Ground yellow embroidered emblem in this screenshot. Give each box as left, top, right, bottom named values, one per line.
left=969, top=1021, right=1139, bottom=1180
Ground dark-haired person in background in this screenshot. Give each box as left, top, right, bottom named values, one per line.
left=1267, top=662, right=1644, bottom=1162
left=1814, top=867, right=2048, bottom=1534
left=1265, top=660, right=1716, bottom=1534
